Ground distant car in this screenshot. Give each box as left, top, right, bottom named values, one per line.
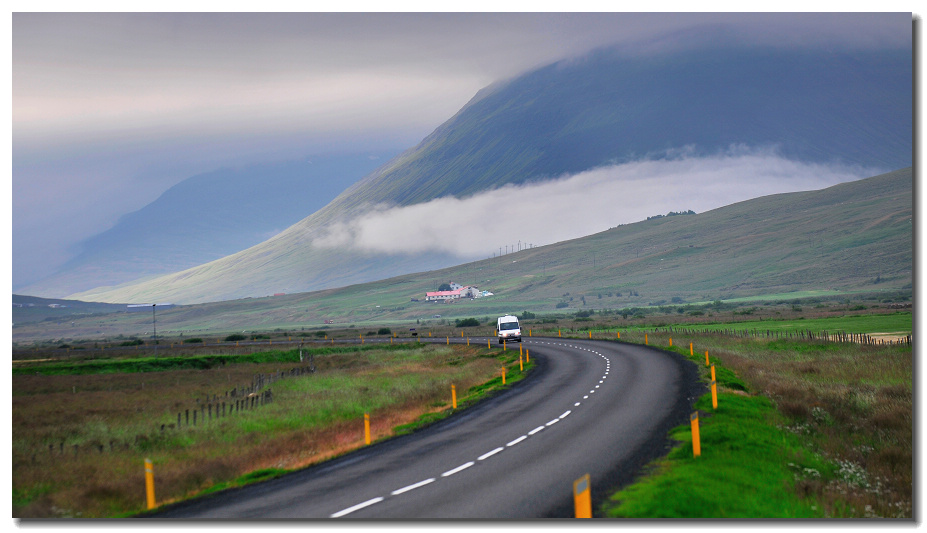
left=409, top=328, right=418, bottom=337
left=433, top=314, right=441, bottom=318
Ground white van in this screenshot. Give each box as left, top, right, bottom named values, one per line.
left=497, top=315, right=521, bottom=344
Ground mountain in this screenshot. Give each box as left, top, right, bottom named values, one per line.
left=66, top=40, right=912, bottom=304
left=19, top=151, right=399, bottom=297
left=14, top=168, right=912, bottom=342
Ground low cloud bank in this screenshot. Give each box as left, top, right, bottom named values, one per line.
left=311, top=147, right=880, bottom=259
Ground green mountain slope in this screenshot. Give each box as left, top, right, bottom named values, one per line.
left=40, top=168, right=909, bottom=340
left=66, top=42, right=911, bottom=305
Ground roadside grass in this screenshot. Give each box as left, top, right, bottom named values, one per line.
left=595, top=329, right=912, bottom=518
left=604, top=393, right=826, bottom=518
left=12, top=342, right=523, bottom=518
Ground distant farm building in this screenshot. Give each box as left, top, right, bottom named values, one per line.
left=425, top=285, right=483, bottom=302
left=425, top=290, right=460, bottom=302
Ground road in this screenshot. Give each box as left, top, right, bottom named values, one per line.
left=150, top=337, right=701, bottom=518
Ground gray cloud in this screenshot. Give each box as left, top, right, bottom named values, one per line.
left=311, top=148, right=880, bottom=258
left=11, top=11, right=913, bottom=288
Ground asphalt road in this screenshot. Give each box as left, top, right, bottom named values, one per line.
left=149, top=337, right=701, bottom=519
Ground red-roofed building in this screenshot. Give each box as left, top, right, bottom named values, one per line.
left=425, top=290, right=461, bottom=302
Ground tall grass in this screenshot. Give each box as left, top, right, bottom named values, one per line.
left=12, top=343, right=510, bottom=518
left=597, top=329, right=912, bottom=518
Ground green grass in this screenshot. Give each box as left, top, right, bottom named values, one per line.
left=605, top=394, right=827, bottom=517
left=676, top=312, right=911, bottom=336
left=12, top=343, right=418, bottom=376
left=393, top=353, right=534, bottom=436
left=593, top=321, right=912, bottom=518
left=602, top=346, right=829, bottom=518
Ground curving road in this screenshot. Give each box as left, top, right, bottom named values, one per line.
left=149, top=337, right=701, bottom=519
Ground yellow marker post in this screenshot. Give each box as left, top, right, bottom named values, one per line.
left=690, top=412, right=701, bottom=457
left=520, top=343, right=523, bottom=356
left=526, top=349, right=530, bottom=363
left=447, top=336, right=449, bottom=345
left=705, top=350, right=710, bottom=367
left=669, top=337, right=673, bottom=347
left=502, top=368, right=506, bottom=385
left=559, top=329, right=562, bottom=337
left=504, top=340, right=507, bottom=351
left=645, top=334, right=648, bottom=345
left=144, top=458, right=156, bottom=510
left=710, top=364, right=716, bottom=382
left=573, top=474, right=592, bottom=518
left=488, top=339, right=491, bottom=349
left=690, top=342, right=694, bottom=356
left=452, top=384, right=457, bottom=409
left=617, top=331, right=620, bottom=339
left=364, top=414, right=371, bottom=445
left=429, top=332, right=432, bottom=337
left=589, top=331, right=592, bottom=339
left=520, top=353, right=524, bottom=371
left=467, top=338, right=470, bottom=346
left=529, top=329, right=532, bottom=337
left=711, top=380, right=718, bottom=409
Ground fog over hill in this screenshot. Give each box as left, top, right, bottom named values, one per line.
left=66, top=38, right=912, bottom=305
left=13, top=167, right=912, bottom=343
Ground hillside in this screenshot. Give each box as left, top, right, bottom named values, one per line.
left=66, top=41, right=912, bottom=304
left=16, top=168, right=910, bottom=342
left=18, top=151, right=398, bottom=298
left=12, top=295, right=127, bottom=326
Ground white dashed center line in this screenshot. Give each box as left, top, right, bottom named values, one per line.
left=330, top=497, right=385, bottom=518
left=331, top=339, right=619, bottom=518
left=442, top=462, right=475, bottom=477
left=478, top=447, right=504, bottom=461
left=391, top=478, right=435, bottom=496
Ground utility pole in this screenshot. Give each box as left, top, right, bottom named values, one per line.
left=152, top=304, right=157, bottom=351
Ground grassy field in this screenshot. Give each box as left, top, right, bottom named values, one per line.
left=12, top=308, right=913, bottom=518
left=12, top=342, right=529, bottom=518
left=596, top=329, right=912, bottom=518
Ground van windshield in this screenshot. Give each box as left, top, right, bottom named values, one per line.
left=500, top=321, right=519, bottom=331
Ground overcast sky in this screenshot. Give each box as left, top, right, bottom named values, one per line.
left=9, top=9, right=917, bottom=289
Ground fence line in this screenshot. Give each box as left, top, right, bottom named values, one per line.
left=640, top=326, right=911, bottom=346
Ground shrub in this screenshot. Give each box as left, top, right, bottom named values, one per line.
left=455, top=318, right=480, bottom=327
left=224, top=334, right=246, bottom=342
left=556, top=302, right=569, bottom=309
left=119, top=339, right=143, bottom=346
left=377, top=328, right=392, bottom=335
left=183, top=338, right=203, bottom=344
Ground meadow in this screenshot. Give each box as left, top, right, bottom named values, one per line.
left=599, top=329, right=912, bottom=518
left=12, top=307, right=913, bottom=519
left=12, top=342, right=526, bottom=518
